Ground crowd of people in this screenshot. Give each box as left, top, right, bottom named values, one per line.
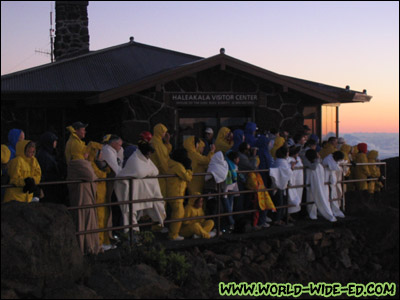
left=1, top=121, right=385, bottom=254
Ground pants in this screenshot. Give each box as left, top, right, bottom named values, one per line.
left=180, top=220, right=214, bottom=239
left=222, top=195, right=235, bottom=225
left=273, top=189, right=286, bottom=222
left=168, top=200, right=184, bottom=239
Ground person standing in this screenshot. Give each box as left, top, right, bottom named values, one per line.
left=214, top=127, right=233, bottom=154
left=65, top=122, right=88, bottom=163
left=203, top=127, right=215, bottom=156
left=150, top=123, right=172, bottom=197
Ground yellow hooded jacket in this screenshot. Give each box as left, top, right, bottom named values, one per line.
left=367, top=150, right=382, bottom=193
left=4, top=140, right=41, bottom=203
left=214, top=127, right=233, bottom=154
left=270, top=136, right=285, bottom=159
left=166, top=159, right=193, bottom=203
left=340, top=144, right=353, bottom=177
left=354, top=152, right=371, bottom=191
left=183, top=136, right=214, bottom=195
left=65, top=126, right=86, bottom=163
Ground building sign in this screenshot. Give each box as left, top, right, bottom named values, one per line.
left=169, top=93, right=258, bottom=106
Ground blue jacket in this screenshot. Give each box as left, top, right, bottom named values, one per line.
left=244, top=122, right=257, bottom=147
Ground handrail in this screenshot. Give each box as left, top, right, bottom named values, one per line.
left=1, top=162, right=387, bottom=248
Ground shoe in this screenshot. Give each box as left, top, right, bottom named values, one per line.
left=261, top=223, right=270, bottom=228
left=209, top=231, right=216, bottom=238
left=229, top=224, right=235, bottom=231
left=193, top=234, right=200, bottom=239
left=266, top=216, right=273, bottom=223
left=160, top=227, right=169, bottom=234
left=171, top=235, right=184, bottom=241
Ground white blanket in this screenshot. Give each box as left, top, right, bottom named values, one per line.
left=270, top=158, right=293, bottom=191
left=115, top=150, right=166, bottom=231
left=102, top=144, right=124, bottom=175
left=322, top=155, right=345, bottom=218
left=205, top=151, right=228, bottom=184
left=306, top=163, right=337, bottom=222
left=287, top=157, right=303, bottom=214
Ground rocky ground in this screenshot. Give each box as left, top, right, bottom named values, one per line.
left=1, top=157, right=399, bottom=299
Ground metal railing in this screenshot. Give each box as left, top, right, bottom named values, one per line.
left=1, top=161, right=387, bottom=248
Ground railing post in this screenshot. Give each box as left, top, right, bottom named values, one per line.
left=217, top=183, right=221, bottom=236
left=342, top=168, right=346, bottom=212
left=129, top=178, right=134, bottom=248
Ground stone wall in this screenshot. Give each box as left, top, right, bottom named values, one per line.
left=55, top=1, right=89, bottom=61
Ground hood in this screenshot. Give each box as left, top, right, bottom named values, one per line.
left=39, top=131, right=58, bottom=153
left=309, top=134, right=319, bottom=143
left=244, top=122, right=257, bottom=134
left=15, top=140, right=32, bottom=159
left=352, top=145, right=359, bottom=155
left=274, top=137, right=285, bottom=149
left=183, top=136, right=196, bottom=153
left=216, top=127, right=231, bottom=142
left=367, top=150, right=379, bottom=160
left=340, top=144, right=352, bottom=155
left=357, top=143, right=368, bottom=154
left=1, top=144, right=11, bottom=164
left=188, top=192, right=201, bottom=206
left=153, top=123, right=168, bottom=139
left=8, top=129, right=23, bottom=149
left=66, top=125, right=76, bottom=134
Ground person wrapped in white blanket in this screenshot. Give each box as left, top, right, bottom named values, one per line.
left=304, top=149, right=337, bottom=222
left=269, top=146, right=295, bottom=226
left=287, top=146, right=303, bottom=219
left=114, top=132, right=166, bottom=234
left=322, top=151, right=345, bottom=218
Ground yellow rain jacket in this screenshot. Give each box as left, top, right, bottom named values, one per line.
left=340, top=144, right=353, bottom=177
left=270, top=136, right=285, bottom=159
left=319, top=142, right=337, bottom=160
left=87, top=141, right=111, bottom=245
left=246, top=172, right=276, bottom=212
left=4, top=140, right=41, bottom=203
left=150, top=123, right=172, bottom=196
left=166, top=159, right=193, bottom=239
left=214, top=127, right=233, bottom=154
left=354, top=152, right=370, bottom=191
left=65, top=126, right=86, bottom=163
left=183, top=137, right=214, bottom=195
left=367, top=150, right=383, bottom=194
left=180, top=193, right=214, bottom=239
left=347, top=146, right=359, bottom=191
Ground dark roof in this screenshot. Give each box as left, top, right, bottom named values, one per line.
left=1, top=41, right=371, bottom=105
left=1, top=41, right=202, bottom=93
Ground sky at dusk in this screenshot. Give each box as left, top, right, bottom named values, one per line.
left=1, top=1, right=399, bottom=133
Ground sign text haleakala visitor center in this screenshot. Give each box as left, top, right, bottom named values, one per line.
left=170, top=93, right=258, bottom=106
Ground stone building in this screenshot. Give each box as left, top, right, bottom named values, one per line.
left=1, top=1, right=371, bottom=148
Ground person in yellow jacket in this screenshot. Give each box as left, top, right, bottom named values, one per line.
left=4, top=140, right=41, bottom=203
left=346, top=145, right=359, bottom=192
left=340, top=144, right=353, bottom=177
left=367, top=150, right=383, bottom=194
left=87, top=141, right=114, bottom=250
left=319, top=137, right=338, bottom=159
left=65, top=122, right=88, bottom=163
left=353, top=143, right=370, bottom=191
left=150, top=123, right=172, bottom=197
left=270, top=136, right=285, bottom=159
left=180, top=193, right=215, bottom=239
left=183, top=136, right=215, bottom=196
left=166, top=149, right=193, bottom=241
left=214, top=127, right=233, bottom=154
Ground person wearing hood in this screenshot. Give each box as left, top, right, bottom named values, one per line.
left=166, top=148, right=193, bottom=241
left=214, top=127, right=233, bottom=154
left=304, top=149, right=337, bottom=222
left=244, top=122, right=258, bottom=147
left=65, top=122, right=88, bottom=163
left=115, top=132, right=166, bottom=239
left=180, top=193, right=215, bottom=239
left=309, top=134, right=321, bottom=152
left=183, top=136, right=215, bottom=196
left=150, top=123, right=172, bottom=197
left=367, top=150, right=384, bottom=195
left=7, top=129, right=25, bottom=160
left=4, top=140, right=41, bottom=203
left=36, top=132, right=67, bottom=205
left=354, top=143, right=371, bottom=191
